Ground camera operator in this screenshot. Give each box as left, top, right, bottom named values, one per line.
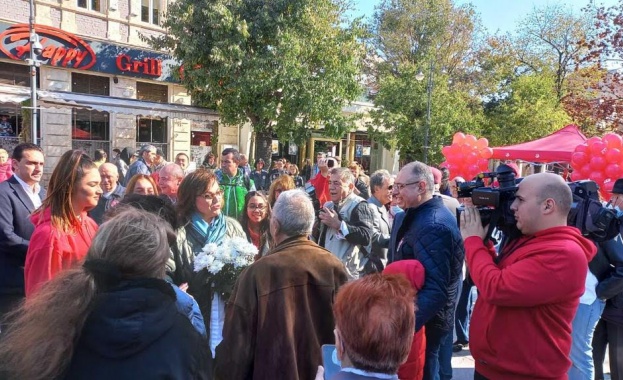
left=308, top=156, right=339, bottom=207
left=460, top=172, right=596, bottom=380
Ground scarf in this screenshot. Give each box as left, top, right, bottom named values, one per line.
left=190, top=212, right=227, bottom=248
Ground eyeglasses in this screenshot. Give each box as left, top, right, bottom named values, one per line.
left=394, top=180, right=422, bottom=192
left=200, top=190, right=224, bottom=202
left=248, top=204, right=267, bottom=211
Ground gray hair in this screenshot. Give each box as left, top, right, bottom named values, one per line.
left=160, top=163, right=184, bottom=179
left=402, top=161, right=434, bottom=193
left=88, top=208, right=173, bottom=279
left=370, top=169, right=391, bottom=194
left=273, top=189, right=314, bottom=237
left=139, top=144, right=156, bottom=154
left=329, top=167, right=355, bottom=185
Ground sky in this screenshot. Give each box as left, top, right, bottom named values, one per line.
left=351, top=0, right=620, bottom=34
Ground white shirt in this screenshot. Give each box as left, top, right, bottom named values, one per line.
left=13, top=174, right=42, bottom=209
left=579, top=268, right=598, bottom=305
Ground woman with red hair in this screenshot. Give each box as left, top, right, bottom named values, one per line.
left=331, top=273, right=416, bottom=379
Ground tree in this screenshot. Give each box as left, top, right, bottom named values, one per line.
left=512, top=4, right=589, bottom=102
left=147, top=0, right=365, bottom=162
left=367, top=0, right=483, bottom=163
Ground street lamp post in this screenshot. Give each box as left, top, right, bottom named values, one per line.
left=416, top=58, right=434, bottom=164
left=26, top=0, right=42, bottom=145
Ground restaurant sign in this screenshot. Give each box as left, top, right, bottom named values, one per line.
left=0, top=23, right=177, bottom=82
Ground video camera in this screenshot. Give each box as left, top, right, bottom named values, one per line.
left=568, top=180, right=623, bottom=242
left=456, top=164, right=521, bottom=243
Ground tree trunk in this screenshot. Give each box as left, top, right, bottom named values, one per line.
left=255, top=129, right=274, bottom=166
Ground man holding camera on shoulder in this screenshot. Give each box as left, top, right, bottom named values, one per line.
left=460, top=172, right=596, bottom=380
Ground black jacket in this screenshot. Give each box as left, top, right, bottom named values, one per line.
left=389, top=196, right=464, bottom=332
left=595, top=235, right=623, bottom=325
left=64, top=279, right=212, bottom=379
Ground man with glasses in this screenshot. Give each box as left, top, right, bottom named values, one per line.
left=388, top=161, right=464, bottom=380
left=318, top=167, right=374, bottom=280
left=215, top=148, right=255, bottom=220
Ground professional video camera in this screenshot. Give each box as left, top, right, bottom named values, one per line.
left=456, top=164, right=522, bottom=243
left=567, top=180, right=623, bottom=242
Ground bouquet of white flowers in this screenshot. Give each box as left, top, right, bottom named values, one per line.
left=193, top=236, right=258, bottom=300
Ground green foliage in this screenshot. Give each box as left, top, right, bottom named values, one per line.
left=147, top=0, right=365, bottom=161
left=483, top=72, right=572, bottom=147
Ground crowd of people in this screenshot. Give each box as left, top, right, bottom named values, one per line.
left=0, top=142, right=620, bottom=380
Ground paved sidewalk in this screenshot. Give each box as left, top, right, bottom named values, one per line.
left=450, top=347, right=612, bottom=380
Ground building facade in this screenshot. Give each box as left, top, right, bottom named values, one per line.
left=0, top=0, right=396, bottom=177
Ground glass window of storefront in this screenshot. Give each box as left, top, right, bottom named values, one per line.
left=141, top=0, right=160, bottom=25
left=136, top=81, right=167, bottom=103
left=137, top=116, right=167, bottom=155
left=72, top=109, right=110, bottom=158
left=0, top=62, right=38, bottom=87
left=72, top=73, right=110, bottom=96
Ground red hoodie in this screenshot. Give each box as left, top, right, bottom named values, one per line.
left=24, top=208, right=98, bottom=297
left=383, top=260, right=426, bottom=380
left=464, top=226, right=596, bottom=380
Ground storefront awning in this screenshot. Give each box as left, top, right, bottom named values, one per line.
left=38, top=90, right=219, bottom=123
left=0, top=85, right=31, bottom=104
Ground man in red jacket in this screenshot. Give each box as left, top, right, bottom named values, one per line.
left=460, top=172, right=596, bottom=380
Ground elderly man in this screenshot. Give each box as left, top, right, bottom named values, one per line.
left=0, top=143, right=45, bottom=318
left=158, top=163, right=184, bottom=203
left=88, top=163, right=125, bottom=224
left=461, top=173, right=596, bottom=380
left=364, top=169, right=393, bottom=273
left=125, top=144, right=156, bottom=184
left=215, top=189, right=348, bottom=380
left=389, top=161, right=464, bottom=380
left=215, top=148, right=255, bottom=219
left=175, top=152, right=192, bottom=175
left=238, top=154, right=251, bottom=177
left=318, top=167, right=374, bottom=280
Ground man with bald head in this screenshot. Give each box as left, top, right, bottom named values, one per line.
left=461, top=172, right=597, bottom=380
left=88, top=163, right=125, bottom=224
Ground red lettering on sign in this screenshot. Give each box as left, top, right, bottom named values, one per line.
left=0, top=24, right=96, bottom=70
left=115, top=53, right=163, bottom=77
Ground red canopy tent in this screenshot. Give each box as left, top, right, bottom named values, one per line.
left=491, top=124, right=587, bottom=163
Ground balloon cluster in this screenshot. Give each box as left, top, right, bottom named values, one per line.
left=441, top=132, right=494, bottom=180
left=570, top=133, right=623, bottom=198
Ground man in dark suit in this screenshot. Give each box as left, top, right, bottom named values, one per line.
left=0, top=143, right=45, bottom=318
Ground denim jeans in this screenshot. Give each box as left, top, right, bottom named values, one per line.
left=455, top=279, right=474, bottom=345
left=439, top=327, right=454, bottom=380
left=424, top=326, right=449, bottom=380
left=568, top=298, right=606, bottom=380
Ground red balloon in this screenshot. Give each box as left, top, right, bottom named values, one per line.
left=480, top=147, right=493, bottom=159
left=465, top=135, right=478, bottom=146
left=575, top=144, right=589, bottom=154
left=466, top=152, right=478, bottom=164
left=571, top=152, right=589, bottom=167
left=580, top=164, right=592, bottom=177
left=468, top=164, right=480, bottom=176
left=603, top=133, right=623, bottom=150
left=605, top=148, right=622, bottom=164
left=590, top=171, right=606, bottom=184
left=452, top=132, right=466, bottom=145
left=590, top=156, right=607, bottom=171
left=571, top=170, right=583, bottom=181
left=587, top=137, right=602, bottom=146
left=590, top=141, right=607, bottom=156
left=478, top=158, right=489, bottom=170
left=460, top=144, right=473, bottom=155
left=476, top=137, right=489, bottom=150
left=606, top=164, right=622, bottom=179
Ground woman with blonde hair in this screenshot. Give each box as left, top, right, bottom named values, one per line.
left=24, top=150, right=101, bottom=297
left=0, top=208, right=211, bottom=379
left=267, top=174, right=295, bottom=208
left=125, top=173, right=159, bottom=195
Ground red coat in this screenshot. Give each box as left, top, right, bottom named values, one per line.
left=465, top=226, right=596, bottom=380
left=384, top=260, right=426, bottom=380
left=24, top=208, right=97, bottom=297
